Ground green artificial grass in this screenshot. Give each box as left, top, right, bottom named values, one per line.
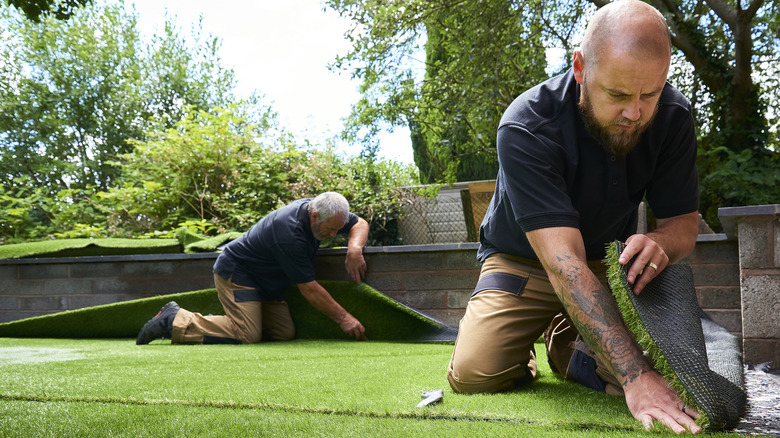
left=182, top=231, right=242, bottom=253
left=173, top=227, right=242, bottom=253
left=604, top=241, right=706, bottom=430
left=0, top=282, right=449, bottom=342
left=0, top=338, right=741, bottom=437
left=0, top=229, right=242, bottom=259
left=0, top=238, right=182, bottom=259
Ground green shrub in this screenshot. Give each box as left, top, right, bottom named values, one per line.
left=1, top=105, right=422, bottom=245
left=698, top=146, right=780, bottom=231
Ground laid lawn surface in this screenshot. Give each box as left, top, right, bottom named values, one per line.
left=0, top=338, right=740, bottom=437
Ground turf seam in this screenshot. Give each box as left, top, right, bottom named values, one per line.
left=0, top=392, right=638, bottom=432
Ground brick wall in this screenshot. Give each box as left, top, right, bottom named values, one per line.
left=1, top=238, right=738, bottom=334
left=720, top=205, right=780, bottom=366
left=682, top=235, right=742, bottom=335
left=315, top=244, right=481, bottom=327
left=0, top=254, right=217, bottom=323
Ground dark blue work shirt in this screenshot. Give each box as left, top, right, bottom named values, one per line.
left=213, top=199, right=359, bottom=300
left=478, top=69, right=699, bottom=262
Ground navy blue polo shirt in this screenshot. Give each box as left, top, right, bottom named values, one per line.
left=478, top=69, right=699, bottom=262
left=213, top=198, right=359, bottom=300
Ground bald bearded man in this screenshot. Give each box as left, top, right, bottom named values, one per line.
left=447, top=0, right=702, bottom=433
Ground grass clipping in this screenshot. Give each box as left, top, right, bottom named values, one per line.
left=603, top=240, right=708, bottom=431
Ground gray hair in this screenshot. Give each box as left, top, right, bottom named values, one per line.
left=308, top=192, right=350, bottom=224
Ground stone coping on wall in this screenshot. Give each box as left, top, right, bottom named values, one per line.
left=719, top=204, right=780, bottom=239
left=0, top=236, right=726, bottom=265
left=0, top=242, right=481, bottom=266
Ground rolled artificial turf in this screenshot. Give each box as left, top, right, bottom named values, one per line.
left=604, top=240, right=747, bottom=432
left=0, top=281, right=453, bottom=342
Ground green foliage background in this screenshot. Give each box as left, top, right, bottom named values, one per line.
left=0, top=2, right=422, bottom=246
left=3, top=0, right=779, bottom=242
left=0, top=2, right=236, bottom=190
left=329, top=0, right=780, bottom=229
left=0, top=104, right=421, bottom=245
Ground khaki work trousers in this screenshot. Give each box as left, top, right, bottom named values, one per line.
left=447, top=253, right=622, bottom=395
left=171, top=273, right=296, bottom=344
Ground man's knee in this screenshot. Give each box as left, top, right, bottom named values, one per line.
left=237, top=328, right=263, bottom=344
left=447, top=367, right=532, bottom=394
left=265, top=325, right=295, bottom=342
left=447, top=354, right=533, bottom=394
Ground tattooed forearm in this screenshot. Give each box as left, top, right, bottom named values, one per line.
left=553, top=255, right=651, bottom=386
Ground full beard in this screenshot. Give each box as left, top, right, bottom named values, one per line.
left=579, top=90, right=658, bottom=157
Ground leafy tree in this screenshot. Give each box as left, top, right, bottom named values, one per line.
left=330, top=0, right=779, bottom=227
left=0, top=103, right=423, bottom=245
left=285, top=146, right=423, bottom=246
left=0, top=2, right=237, bottom=191
left=329, top=0, right=554, bottom=183
left=3, top=0, right=89, bottom=21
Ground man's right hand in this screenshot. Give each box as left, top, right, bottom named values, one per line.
left=624, top=370, right=701, bottom=434
left=339, top=313, right=366, bottom=340
left=297, top=281, right=367, bottom=340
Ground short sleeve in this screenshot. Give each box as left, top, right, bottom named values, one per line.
left=337, top=212, right=359, bottom=234
left=497, top=124, right=580, bottom=233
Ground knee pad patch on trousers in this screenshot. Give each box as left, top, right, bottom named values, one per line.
left=472, top=272, right=528, bottom=297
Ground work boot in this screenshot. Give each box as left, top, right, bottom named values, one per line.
left=136, top=301, right=180, bottom=345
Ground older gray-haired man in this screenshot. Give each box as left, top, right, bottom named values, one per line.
left=137, top=191, right=369, bottom=345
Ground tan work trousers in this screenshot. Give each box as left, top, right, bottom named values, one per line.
left=171, top=273, right=296, bottom=344
left=447, top=253, right=622, bottom=395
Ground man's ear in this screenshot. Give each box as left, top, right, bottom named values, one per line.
left=572, top=50, right=585, bottom=85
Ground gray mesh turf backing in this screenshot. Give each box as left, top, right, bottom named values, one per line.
left=605, top=241, right=746, bottom=431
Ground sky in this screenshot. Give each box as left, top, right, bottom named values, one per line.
left=129, top=0, right=415, bottom=164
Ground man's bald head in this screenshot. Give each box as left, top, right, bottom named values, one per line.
left=579, top=0, right=671, bottom=68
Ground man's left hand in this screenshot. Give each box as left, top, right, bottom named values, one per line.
left=619, top=234, right=669, bottom=295
left=345, top=249, right=366, bottom=284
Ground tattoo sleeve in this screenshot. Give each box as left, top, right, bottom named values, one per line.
left=552, top=255, right=651, bottom=386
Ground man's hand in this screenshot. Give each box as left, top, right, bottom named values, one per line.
left=345, top=248, right=366, bottom=284
left=338, top=313, right=366, bottom=340
left=624, top=370, right=702, bottom=434
left=297, top=280, right=365, bottom=340
left=619, top=234, right=669, bottom=295
left=619, top=211, right=699, bottom=295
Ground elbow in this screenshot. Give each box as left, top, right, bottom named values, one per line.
left=297, top=282, right=317, bottom=299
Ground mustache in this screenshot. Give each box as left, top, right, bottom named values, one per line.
left=610, top=118, right=641, bottom=127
